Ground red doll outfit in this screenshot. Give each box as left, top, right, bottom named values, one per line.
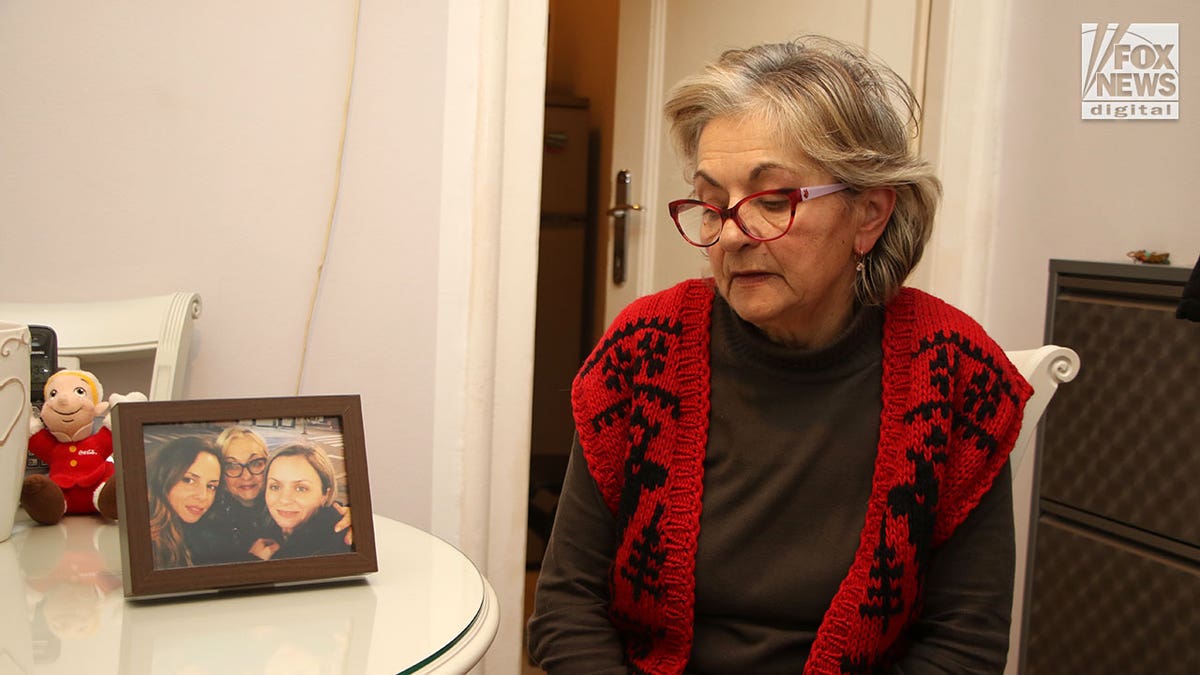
left=28, top=427, right=114, bottom=514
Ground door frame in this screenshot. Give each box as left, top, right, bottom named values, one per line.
left=434, top=1, right=548, bottom=673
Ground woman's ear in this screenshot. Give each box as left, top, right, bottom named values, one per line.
left=853, top=186, right=896, bottom=254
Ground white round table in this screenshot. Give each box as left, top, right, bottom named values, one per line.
left=0, top=513, right=497, bottom=674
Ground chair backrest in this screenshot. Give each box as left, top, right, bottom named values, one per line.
left=1003, top=344, right=1080, bottom=675
left=0, top=292, right=202, bottom=401
left=1003, top=345, right=1081, bottom=473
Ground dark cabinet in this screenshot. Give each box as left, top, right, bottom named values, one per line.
left=1024, top=259, right=1200, bottom=674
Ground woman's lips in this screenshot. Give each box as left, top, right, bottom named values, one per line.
left=186, top=505, right=206, bottom=517
left=731, top=271, right=773, bottom=284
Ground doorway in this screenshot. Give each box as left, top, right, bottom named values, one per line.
left=524, top=1, right=620, bottom=672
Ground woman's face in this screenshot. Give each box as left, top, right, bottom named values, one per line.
left=695, top=115, right=889, bottom=348
left=222, top=436, right=268, bottom=506
left=265, top=455, right=329, bottom=535
left=166, top=453, right=221, bottom=524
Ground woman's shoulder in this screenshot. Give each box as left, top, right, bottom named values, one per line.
left=585, top=279, right=714, bottom=365
left=294, top=506, right=347, bottom=541
left=576, top=279, right=713, bottom=387
left=883, top=287, right=1031, bottom=403
left=312, top=504, right=345, bottom=528
left=888, top=287, right=978, bottom=327
left=609, top=279, right=714, bottom=325
left=279, top=507, right=350, bottom=557
left=885, top=288, right=1003, bottom=353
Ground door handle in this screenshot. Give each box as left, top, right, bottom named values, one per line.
left=610, top=170, right=642, bottom=285
left=606, top=204, right=642, bottom=217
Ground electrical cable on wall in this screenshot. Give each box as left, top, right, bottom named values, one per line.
left=295, top=0, right=363, bottom=395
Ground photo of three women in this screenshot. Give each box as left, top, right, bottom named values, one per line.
left=145, top=425, right=353, bottom=570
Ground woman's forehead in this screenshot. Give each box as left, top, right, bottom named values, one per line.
left=225, top=436, right=267, bottom=457
left=269, top=455, right=318, bottom=478
left=694, top=116, right=820, bottom=182
left=187, top=453, right=221, bottom=475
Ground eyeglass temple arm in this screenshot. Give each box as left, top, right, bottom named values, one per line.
left=799, top=183, right=850, bottom=200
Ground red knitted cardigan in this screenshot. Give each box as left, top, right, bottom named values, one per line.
left=572, top=279, right=1031, bottom=675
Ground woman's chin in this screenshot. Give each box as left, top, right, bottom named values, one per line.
left=726, top=295, right=782, bottom=328
left=179, top=508, right=206, bottom=524
left=724, top=277, right=784, bottom=309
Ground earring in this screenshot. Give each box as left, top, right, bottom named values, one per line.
left=854, top=250, right=866, bottom=273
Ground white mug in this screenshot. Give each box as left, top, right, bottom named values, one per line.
left=0, top=321, right=31, bottom=542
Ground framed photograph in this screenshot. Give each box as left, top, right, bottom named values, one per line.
left=112, top=395, right=376, bottom=599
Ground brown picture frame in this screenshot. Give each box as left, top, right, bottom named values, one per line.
left=112, top=395, right=377, bottom=599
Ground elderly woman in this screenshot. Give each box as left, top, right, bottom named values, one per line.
left=528, top=36, right=1031, bottom=674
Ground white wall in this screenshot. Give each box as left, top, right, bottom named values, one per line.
left=0, top=3, right=545, bottom=673
left=988, top=0, right=1199, bottom=348
left=0, top=1, right=446, bottom=527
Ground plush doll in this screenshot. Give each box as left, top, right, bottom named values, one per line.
left=19, top=370, right=146, bottom=525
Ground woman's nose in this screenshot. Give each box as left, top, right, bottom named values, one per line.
left=716, top=214, right=751, bottom=250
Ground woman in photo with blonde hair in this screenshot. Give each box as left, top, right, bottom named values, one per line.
left=200, top=425, right=274, bottom=561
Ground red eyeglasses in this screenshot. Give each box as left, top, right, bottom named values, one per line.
left=667, top=184, right=850, bottom=247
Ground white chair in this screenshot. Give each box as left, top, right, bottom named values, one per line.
left=0, top=292, right=202, bottom=400
left=1003, top=345, right=1081, bottom=675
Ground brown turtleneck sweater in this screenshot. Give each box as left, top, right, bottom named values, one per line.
left=529, top=295, right=1014, bottom=674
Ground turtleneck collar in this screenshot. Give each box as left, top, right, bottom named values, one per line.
left=712, top=291, right=883, bottom=378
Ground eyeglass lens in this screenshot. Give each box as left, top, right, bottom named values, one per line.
left=674, top=192, right=795, bottom=245
left=223, top=457, right=267, bottom=477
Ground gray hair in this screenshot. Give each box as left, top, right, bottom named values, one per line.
left=664, top=36, right=941, bottom=305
